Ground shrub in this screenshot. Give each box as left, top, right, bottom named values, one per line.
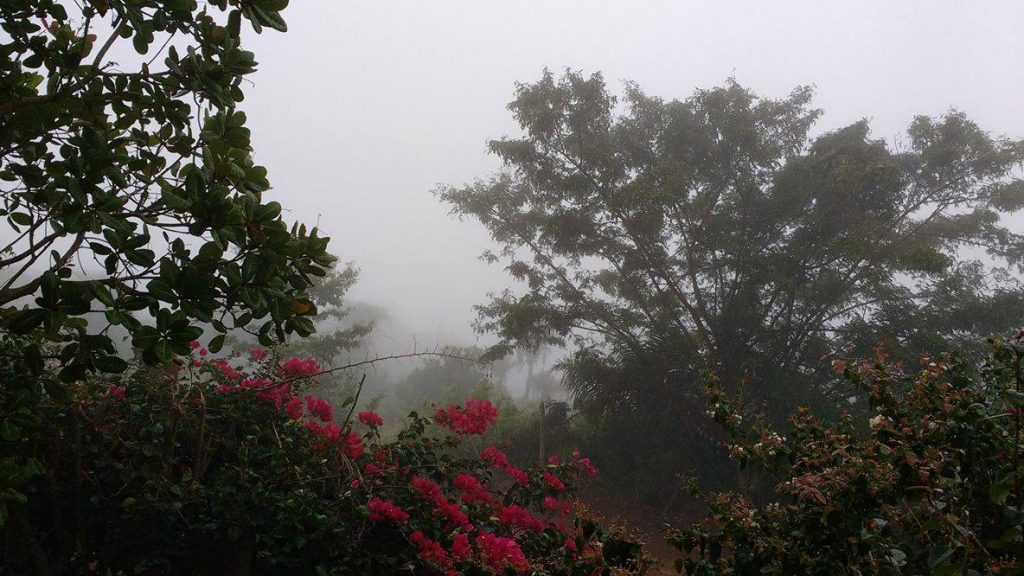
left=670, top=336, right=1024, bottom=575
left=3, top=343, right=647, bottom=575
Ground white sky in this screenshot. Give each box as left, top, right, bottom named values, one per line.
left=237, top=0, right=1024, bottom=344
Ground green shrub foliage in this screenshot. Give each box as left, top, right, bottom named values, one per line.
left=3, top=344, right=646, bottom=574
left=671, top=336, right=1024, bottom=575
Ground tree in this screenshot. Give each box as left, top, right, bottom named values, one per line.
left=0, top=0, right=332, bottom=381
left=440, top=70, right=1024, bottom=492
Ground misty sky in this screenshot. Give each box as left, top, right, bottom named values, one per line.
left=237, top=1, right=1024, bottom=345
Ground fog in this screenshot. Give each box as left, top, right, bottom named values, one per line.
left=233, top=1, right=1024, bottom=345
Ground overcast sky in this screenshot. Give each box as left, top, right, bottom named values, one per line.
left=236, top=0, right=1024, bottom=345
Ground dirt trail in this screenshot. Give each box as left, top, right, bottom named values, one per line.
left=577, top=485, right=707, bottom=574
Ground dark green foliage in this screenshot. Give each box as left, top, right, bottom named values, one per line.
left=0, top=0, right=332, bottom=381
left=671, top=336, right=1024, bottom=574
left=2, top=348, right=647, bottom=574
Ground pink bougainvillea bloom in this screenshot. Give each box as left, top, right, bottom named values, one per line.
left=544, top=496, right=571, bottom=517
left=542, top=471, right=566, bottom=492
left=190, top=340, right=201, bottom=349
left=106, top=384, right=126, bottom=400
left=410, top=531, right=451, bottom=570
left=367, top=497, right=409, bottom=522
left=305, top=395, right=333, bottom=422
left=411, top=475, right=443, bottom=500
left=476, top=532, right=529, bottom=573
left=575, top=457, right=599, bottom=477
left=304, top=421, right=341, bottom=442
left=497, top=504, right=545, bottom=532
left=434, top=398, right=498, bottom=435
left=434, top=496, right=471, bottom=531
left=210, top=359, right=241, bottom=381
left=257, top=384, right=291, bottom=407
left=480, top=446, right=510, bottom=469
left=451, top=532, right=472, bottom=561
left=547, top=454, right=560, bottom=466
left=564, top=537, right=577, bottom=554
left=249, top=347, right=268, bottom=362
left=278, top=356, right=322, bottom=379
left=343, top=432, right=364, bottom=459
left=452, top=473, right=494, bottom=505
left=506, top=466, right=529, bottom=485
left=358, top=410, right=384, bottom=427
left=286, top=397, right=304, bottom=420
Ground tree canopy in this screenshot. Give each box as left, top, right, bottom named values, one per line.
left=0, top=0, right=331, bottom=380
left=441, top=71, right=1024, bottom=493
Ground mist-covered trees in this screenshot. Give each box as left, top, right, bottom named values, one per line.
left=442, top=70, right=1024, bottom=412
left=441, top=70, right=1024, bottom=494
left=0, top=0, right=331, bottom=380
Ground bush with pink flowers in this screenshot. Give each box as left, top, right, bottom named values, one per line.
left=2, top=344, right=648, bottom=574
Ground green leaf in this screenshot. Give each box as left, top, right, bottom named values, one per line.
left=152, top=340, right=175, bottom=364
left=208, top=334, right=225, bottom=353
left=7, top=308, right=48, bottom=334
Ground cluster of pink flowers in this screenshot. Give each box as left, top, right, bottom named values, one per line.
left=544, top=496, right=572, bottom=517
left=211, top=359, right=242, bottom=381
left=434, top=398, right=497, bottom=435
left=476, top=532, right=529, bottom=573
left=306, top=395, right=333, bottom=422
left=367, top=497, right=409, bottom=522
left=410, top=476, right=471, bottom=531
left=496, top=504, right=545, bottom=532
left=104, top=383, right=127, bottom=400
left=409, top=531, right=452, bottom=572
left=570, top=450, right=600, bottom=477
left=452, top=473, right=495, bottom=506
left=278, top=356, right=322, bottom=379
left=343, top=432, right=364, bottom=459
left=480, top=446, right=529, bottom=485
left=451, top=533, right=472, bottom=561
left=304, top=421, right=341, bottom=441
left=358, top=410, right=384, bottom=427
left=249, top=347, right=268, bottom=362
left=542, top=471, right=566, bottom=492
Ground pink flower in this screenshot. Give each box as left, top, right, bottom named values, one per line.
left=434, top=398, right=498, bottom=435
left=358, top=410, right=384, bottom=427
left=542, top=471, right=565, bottom=492
left=547, top=454, right=560, bottom=465
left=305, top=395, right=333, bottom=422
left=256, top=384, right=291, bottom=407
left=286, top=397, right=304, bottom=420
left=343, top=432, right=364, bottom=459
left=350, top=479, right=360, bottom=489
left=279, top=356, right=322, bottom=379
left=506, top=466, right=529, bottom=485
left=190, top=340, right=201, bottom=349
left=564, top=537, right=577, bottom=554
left=105, top=384, right=126, bottom=400
left=304, top=421, right=341, bottom=442
left=434, top=497, right=471, bottom=531
left=411, top=476, right=443, bottom=500
left=410, top=531, right=451, bottom=570
left=544, top=496, right=571, bottom=516
left=451, top=533, right=472, bottom=561
left=452, top=473, right=493, bottom=505
left=364, top=463, right=382, bottom=476
left=211, top=359, right=240, bottom=380
left=476, top=532, right=528, bottom=573
left=249, top=347, right=268, bottom=361
left=497, top=504, right=545, bottom=532
left=367, top=497, right=409, bottom=522
left=480, top=446, right=510, bottom=469
left=575, top=457, right=599, bottom=477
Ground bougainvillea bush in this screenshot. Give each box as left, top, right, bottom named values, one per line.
left=3, top=343, right=647, bottom=575
left=670, top=336, right=1024, bottom=575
